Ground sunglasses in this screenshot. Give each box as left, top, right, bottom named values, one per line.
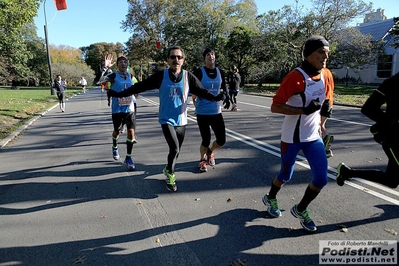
left=169, top=55, right=184, bottom=60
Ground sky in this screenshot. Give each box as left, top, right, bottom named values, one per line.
left=33, top=0, right=397, bottom=49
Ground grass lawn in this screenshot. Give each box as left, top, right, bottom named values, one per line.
left=0, top=83, right=377, bottom=143
left=0, top=86, right=84, bottom=141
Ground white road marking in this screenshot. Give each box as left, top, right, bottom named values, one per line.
left=139, top=96, right=399, bottom=205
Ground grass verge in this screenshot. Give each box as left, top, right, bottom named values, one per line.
left=0, top=86, right=84, bottom=141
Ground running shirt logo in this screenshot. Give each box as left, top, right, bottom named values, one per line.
left=312, top=88, right=325, bottom=97
left=169, top=87, right=180, bottom=98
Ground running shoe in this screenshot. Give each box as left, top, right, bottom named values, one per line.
left=290, top=205, right=317, bottom=232
left=206, top=153, right=215, bottom=166
left=124, top=156, right=135, bottom=171
left=262, top=194, right=282, bottom=218
left=336, top=163, right=351, bottom=186
left=163, top=166, right=177, bottom=192
left=132, top=138, right=138, bottom=144
left=112, top=148, right=120, bottom=160
left=323, top=135, right=334, bottom=158
left=231, top=104, right=238, bottom=111
left=198, top=160, right=208, bottom=173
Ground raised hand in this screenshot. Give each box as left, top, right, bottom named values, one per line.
left=104, top=54, right=115, bottom=68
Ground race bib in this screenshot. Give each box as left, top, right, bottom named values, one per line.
left=118, top=96, right=132, bottom=106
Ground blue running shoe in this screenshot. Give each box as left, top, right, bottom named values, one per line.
left=262, top=194, right=282, bottom=218
left=112, top=148, right=120, bottom=160
left=124, top=156, right=135, bottom=171
left=290, top=205, right=317, bottom=232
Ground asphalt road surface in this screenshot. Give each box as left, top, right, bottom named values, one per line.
left=0, top=88, right=398, bottom=266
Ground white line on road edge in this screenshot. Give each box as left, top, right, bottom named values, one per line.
left=140, top=96, right=399, bottom=205
left=225, top=129, right=399, bottom=206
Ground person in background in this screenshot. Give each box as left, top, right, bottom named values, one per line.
left=107, top=46, right=227, bottom=192
left=192, top=48, right=229, bottom=173
left=53, top=75, right=66, bottom=112
left=79, top=77, right=88, bottom=93
left=98, top=55, right=137, bottom=171
left=262, top=35, right=334, bottom=232
left=336, top=72, right=399, bottom=189
left=62, top=78, right=68, bottom=88
left=227, top=65, right=240, bottom=111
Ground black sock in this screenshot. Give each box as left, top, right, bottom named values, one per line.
left=268, top=181, right=281, bottom=199
left=126, top=139, right=133, bottom=155
left=297, top=185, right=319, bottom=212
left=112, top=135, right=118, bottom=148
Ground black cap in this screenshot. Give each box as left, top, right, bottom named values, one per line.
left=117, top=56, right=128, bottom=63
left=303, top=36, right=329, bottom=58
left=202, top=48, right=215, bottom=59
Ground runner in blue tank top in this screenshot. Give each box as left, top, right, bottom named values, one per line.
left=99, top=55, right=137, bottom=171
left=192, top=48, right=230, bottom=173
left=107, top=46, right=226, bottom=192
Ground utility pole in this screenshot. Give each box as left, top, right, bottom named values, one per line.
left=43, top=0, right=67, bottom=95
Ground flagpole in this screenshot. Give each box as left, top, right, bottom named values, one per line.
left=43, top=0, right=55, bottom=95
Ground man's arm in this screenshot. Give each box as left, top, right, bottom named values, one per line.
left=187, top=72, right=221, bottom=101
left=361, top=89, right=387, bottom=123
left=271, top=103, right=306, bottom=115
left=97, top=68, right=113, bottom=85
left=108, top=71, right=163, bottom=97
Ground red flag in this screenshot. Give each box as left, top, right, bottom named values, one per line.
left=54, top=0, right=67, bottom=11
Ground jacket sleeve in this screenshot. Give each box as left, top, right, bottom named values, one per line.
left=108, top=71, right=163, bottom=97
left=320, top=69, right=334, bottom=118
left=361, top=89, right=387, bottom=123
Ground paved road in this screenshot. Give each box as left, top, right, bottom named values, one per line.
left=0, top=88, right=398, bottom=266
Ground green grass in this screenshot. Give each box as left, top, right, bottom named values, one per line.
left=0, top=86, right=83, bottom=141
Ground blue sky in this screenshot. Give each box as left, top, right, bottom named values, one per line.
left=33, top=0, right=397, bottom=49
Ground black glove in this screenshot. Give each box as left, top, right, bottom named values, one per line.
left=223, top=93, right=230, bottom=109
left=303, top=98, right=321, bottom=115
left=215, top=92, right=226, bottom=101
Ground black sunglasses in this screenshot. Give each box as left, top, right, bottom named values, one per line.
left=169, top=55, right=184, bottom=60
